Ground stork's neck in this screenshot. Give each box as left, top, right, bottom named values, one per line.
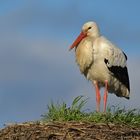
left=92, top=32, right=100, bottom=39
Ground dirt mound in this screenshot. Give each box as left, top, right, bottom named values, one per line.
left=0, top=122, right=140, bottom=140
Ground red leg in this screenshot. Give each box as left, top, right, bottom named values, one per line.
left=103, top=80, right=108, bottom=112
left=93, top=81, right=101, bottom=112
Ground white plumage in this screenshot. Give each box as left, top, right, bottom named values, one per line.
left=69, top=21, right=130, bottom=112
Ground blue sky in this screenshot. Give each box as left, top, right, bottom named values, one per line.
left=0, top=0, right=140, bottom=128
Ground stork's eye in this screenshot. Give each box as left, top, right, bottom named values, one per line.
left=88, top=27, right=92, bottom=30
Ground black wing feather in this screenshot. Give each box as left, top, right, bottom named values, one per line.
left=104, top=58, right=130, bottom=92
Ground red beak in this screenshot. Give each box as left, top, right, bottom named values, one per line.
left=69, top=32, right=87, bottom=51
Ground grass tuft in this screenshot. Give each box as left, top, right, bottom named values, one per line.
left=41, top=96, right=88, bottom=121
left=41, top=96, right=140, bottom=126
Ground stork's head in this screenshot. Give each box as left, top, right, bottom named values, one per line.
left=69, top=21, right=100, bottom=50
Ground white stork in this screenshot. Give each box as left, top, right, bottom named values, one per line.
left=69, top=21, right=130, bottom=112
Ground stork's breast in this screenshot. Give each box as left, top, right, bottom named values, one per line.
left=75, top=39, right=93, bottom=73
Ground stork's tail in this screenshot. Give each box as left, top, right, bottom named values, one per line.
left=116, top=85, right=130, bottom=99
